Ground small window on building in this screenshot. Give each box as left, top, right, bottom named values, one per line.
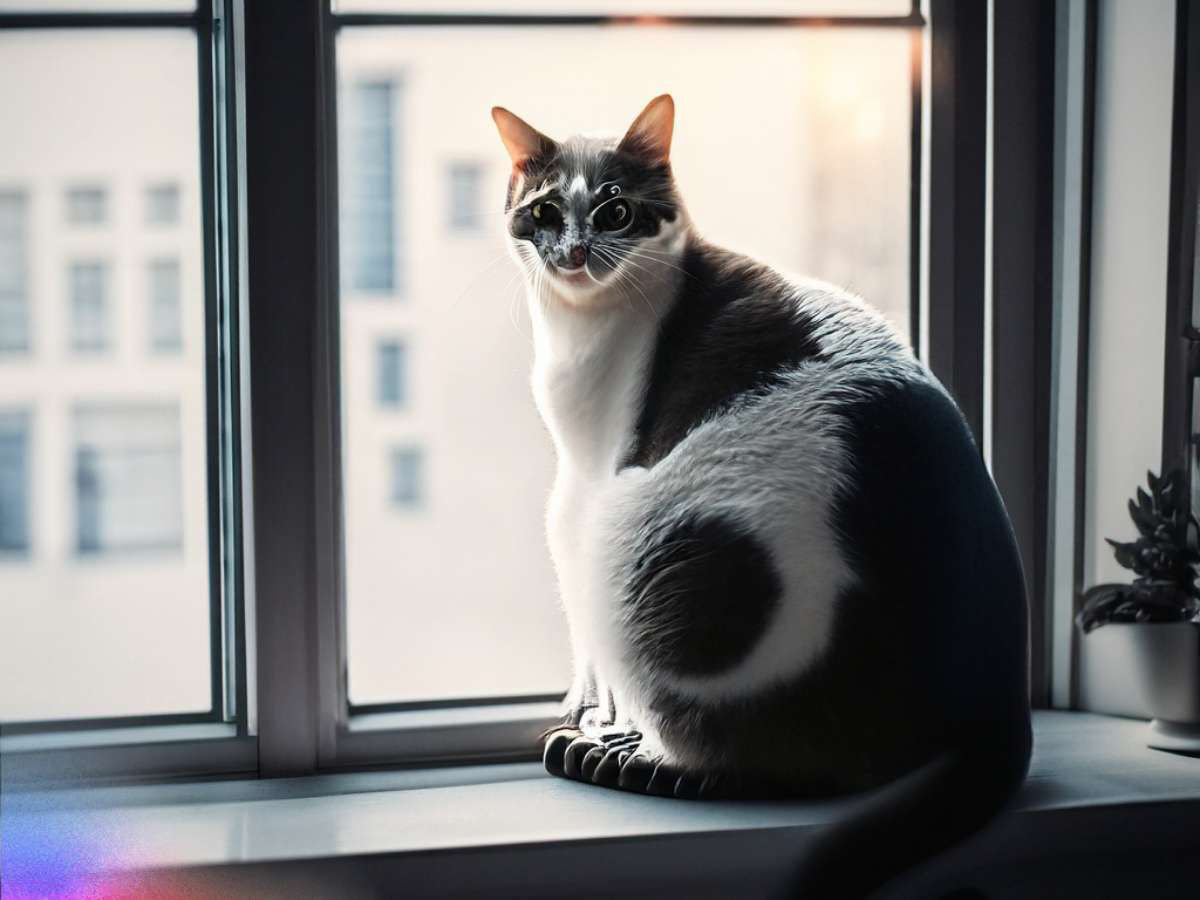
left=0, top=411, right=31, bottom=554
left=65, top=185, right=107, bottom=225
left=0, top=191, right=30, bottom=354
left=69, top=261, right=110, bottom=353
left=145, top=183, right=180, bottom=226
left=447, top=163, right=483, bottom=232
left=148, top=258, right=182, bottom=352
left=389, top=445, right=424, bottom=509
left=377, top=339, right=407, bottom=408
left=342, top=80, right=399, bottom=294
left=74, top=404, right=183, bottom=554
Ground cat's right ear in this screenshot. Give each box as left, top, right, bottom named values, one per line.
left=491, top=106, right=557, bottom=168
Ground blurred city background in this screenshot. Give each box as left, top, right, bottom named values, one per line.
left=0, top=19, right=910, bottom=719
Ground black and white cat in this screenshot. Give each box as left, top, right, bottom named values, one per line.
left=493, top=95, right=1031, bottom=896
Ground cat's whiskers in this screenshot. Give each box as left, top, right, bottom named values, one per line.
left=592, top=244, right=655, bottom=318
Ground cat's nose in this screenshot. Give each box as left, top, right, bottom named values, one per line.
left=567, top=244, right=587, bottom=268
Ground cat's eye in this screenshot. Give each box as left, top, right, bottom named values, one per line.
left=593, top=198, right=633, bottom=233
left=530, top=200, right=562, bottom=228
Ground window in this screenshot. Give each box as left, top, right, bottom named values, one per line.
left=145, top=182, right=181, bottom=225
left=0, top=25, right=223, bottom=730
left=74, top=404, right=183, bottom=555
left=336, top=20, right=910, bottom=708
left=341, top=80, right=399, bottom=295
left=0, top=411, right=30, bottom=554
left=65, top=185, right=107, bottom=225
left=388, top=445, right=424, bottom=508
left=4, top=1, right=1007, bottom=783
left=68, top=260, right=110, bottom=352
left=148, top=257, right=182, bottom=352
left=377, top=338, right=408, bottom=408
left=0, top=190, right=29, bottom=354
left=447, top=162, right=483, bottom=232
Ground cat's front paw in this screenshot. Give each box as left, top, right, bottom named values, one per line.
left=542, top=729, right=722, bottom=800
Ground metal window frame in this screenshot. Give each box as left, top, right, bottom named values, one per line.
left=1046, top=0, right=1098, bottom=711
left=1, top=0, right=1065, bottom=781
left=247, top=1, right=1027, bottom=778
left=988, top=0, right=1058, bottom=709
left=1162, top=0, right=1200, bottom=502
left=0, top=0, right=254, bottom=783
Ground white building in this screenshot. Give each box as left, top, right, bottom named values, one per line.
left=0, top=24, right=910, bottom=720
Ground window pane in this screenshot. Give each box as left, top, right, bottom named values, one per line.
left=388, top=445, right=424, bottom=507
left=69, top=260, right=110, bottom=352
left=334, top=1, right=913, bottom=15
left=0, top=31, right=211, bottom=722
left=377, top=338, right=407, bottom=407
left=65, top=185, right=108, bottom=225
left=341, top=80, right=399, bottom=294
left=75, top=404, right=183, bottom=553
left=447, top=162, right=483, bottom=232
left=148, top=257, right=183, bottom=352
left=0, top=191, right=30, bottom=353
left=0, top=1, right=194, bottom=10
left=0, top=411, right=31, bottom=553
left=145, top=182, right=181, bottom=226
left=337, top=25, right=911, bottom=705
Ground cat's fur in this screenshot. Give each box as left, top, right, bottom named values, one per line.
left=494, top=96, right=1031, bottom=896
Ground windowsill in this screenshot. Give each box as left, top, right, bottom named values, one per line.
left=0, top=722, right=236, bottom=753
left=4, top=712, right=1199, bottom=898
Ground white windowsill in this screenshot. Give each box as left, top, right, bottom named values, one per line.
left=4, top=712, right=1199, bottom=898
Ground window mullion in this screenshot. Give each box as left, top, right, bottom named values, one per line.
left=243, top=0, right=334, bottom=777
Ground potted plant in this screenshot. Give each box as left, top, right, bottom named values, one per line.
left=1076, top=469, right=1200, bottom=752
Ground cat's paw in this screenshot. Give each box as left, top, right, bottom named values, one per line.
left=616, top=750, right=720, bottom=800
left=543, top=729, right=723, bottom=800
left=542, top=726, right=582, bottom=777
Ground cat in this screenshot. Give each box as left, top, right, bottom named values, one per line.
left=492, top=95, right=1031, bottom=897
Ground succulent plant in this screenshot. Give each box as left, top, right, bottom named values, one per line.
left=1077, top=469, right=1200, bottom=633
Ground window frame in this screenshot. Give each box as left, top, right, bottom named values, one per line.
left=1161, top=0, right=1200, bottom=534
left=245, top=0, right=1046, bottom=778
left=0, top=0, right=254, bottom=782
left=2, top=0, right=1063, bottom=784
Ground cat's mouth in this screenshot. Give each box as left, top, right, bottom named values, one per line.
left=549, top=262, right=597, bottom=289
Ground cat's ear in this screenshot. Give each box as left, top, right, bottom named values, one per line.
left=491, top=106, right=557, bottom=168
left=618, top=94, right=675, bottom=164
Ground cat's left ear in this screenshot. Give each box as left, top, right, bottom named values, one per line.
left=618, top=94, right=675, bottom=164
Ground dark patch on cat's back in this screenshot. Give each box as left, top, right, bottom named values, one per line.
left=624, top=515, right=780, bottom=677
left=623, top=241, right=824, bottom=469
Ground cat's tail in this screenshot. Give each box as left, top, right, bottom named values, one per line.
left=789, top=722, right=1032, bottom=899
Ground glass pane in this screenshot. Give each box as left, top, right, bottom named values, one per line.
left=0, top=31, right=211, bottom=722
left=335, top=1, right=912, bottom=16
left=0, top=191, right=30, bottom=353
left=0, top=1, right=194, bottom=10
left=338, top=25, right=911, bottom=705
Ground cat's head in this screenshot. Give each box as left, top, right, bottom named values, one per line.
left=491, top=95, right=682, bottom=304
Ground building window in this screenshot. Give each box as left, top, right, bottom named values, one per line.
left=0, top=191, right=30, bottom=354
left=389, top=445, right=423, bottom=508
left=148, top=258, right=182, bottom=352
left=69, top=260, right=110, bottom=352
left=0, top=412, right=30, bottom=553
left=65, top=185, right=107, bottom=225
left=342, top=80, right=398, bottom=294
left=145, top=182, right=181, bottom=225
left=377, top=339, right=408, bottom=408
left=74, top=405, right=183, bottom=555
left=447, top=162, right=483, bottom=232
